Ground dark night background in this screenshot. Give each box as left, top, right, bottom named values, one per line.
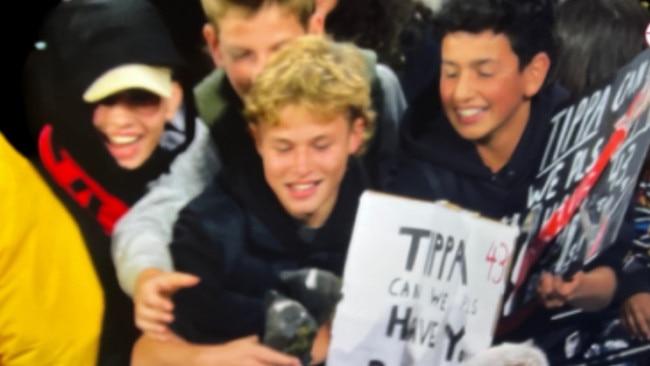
left=6, top=1, right=59, bottom=157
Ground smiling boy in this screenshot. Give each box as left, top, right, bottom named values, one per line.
left=131, top=35, right=373, bottom=365
left=389, top=0, right=629, bottom=362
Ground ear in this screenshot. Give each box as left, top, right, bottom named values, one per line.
left=523, top=52, right=551, bottom=98
left=202, top=23, right=222, bottom=67
left=163, top=82, right=184, bottom=120
left=347, top=117, right=365, bottom=155
left=308, top=12, right=326, bottom=35
left=248, top=123, right=263, bottom=155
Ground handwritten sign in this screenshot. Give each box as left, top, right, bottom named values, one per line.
left=328, top=191, right=519, bottom=366
left=506, top=49, right=650, bottom=312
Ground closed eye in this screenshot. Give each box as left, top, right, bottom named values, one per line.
left=314, top=143, right=331, bottom=151
left=275, top=144, right=292, bottom=153
left=230, top=49, right=252, bottom=61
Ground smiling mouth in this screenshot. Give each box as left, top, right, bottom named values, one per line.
left=287, top=181, right=321, bottom=199
left=106, top=135, right=140, bottom=145
left=455, top=107, right=487, bottom=123
left=457, top=107, right=486, bottom=117
left=101, top=133, right=143, bottom=161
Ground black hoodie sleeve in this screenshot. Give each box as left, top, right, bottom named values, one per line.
left=169, top=185, right=265, bottom=343
left=388, top=156, right=445, bottom=202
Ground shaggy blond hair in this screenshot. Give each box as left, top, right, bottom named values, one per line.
left=244, top=35, right=376, bottom=154
left=200, top=0, right=314, bottom=31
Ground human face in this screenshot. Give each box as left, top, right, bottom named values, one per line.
left=440, top=30, right=540, bottom=147
left=92, top=84, right=182, bottom=169
left=204, top=5, right=307, bottom=98
left=251, top=105, right=364, bottom=228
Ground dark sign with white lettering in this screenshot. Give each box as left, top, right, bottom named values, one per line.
left=505, top=49, right=650, bottom=313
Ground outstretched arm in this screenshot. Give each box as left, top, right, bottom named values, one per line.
left=132, top=333, right=301, bottom=366
left=112, top=121, right=219, bottom=338
left=112, top=120, right=219, bottom=296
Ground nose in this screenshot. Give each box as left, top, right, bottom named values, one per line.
left=453, top=72, right=476, bottom=102
left=293, top=147, right=312, bottom=176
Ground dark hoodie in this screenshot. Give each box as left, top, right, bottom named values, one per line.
left=169, top=159, right=369, bottom=343
left=389, top=80, right=568, bottom=220
left=388, top=80, right=638, bottom=358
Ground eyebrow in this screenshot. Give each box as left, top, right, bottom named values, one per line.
left=270, top=38, right=292, bottom=52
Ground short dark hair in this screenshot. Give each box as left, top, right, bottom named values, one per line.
left=325, top=0, right=430, bottom=74
left=435, top=0, right=556, bottom=70
left=551, top=0, right=650, bottom=96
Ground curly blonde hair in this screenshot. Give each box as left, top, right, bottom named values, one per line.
left=200, top=0, right=314, bottom=31
left=244, top=35, right=376, bottom=154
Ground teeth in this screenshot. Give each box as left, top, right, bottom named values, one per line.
left=457, top=108, right=484, bottom=117
left=292, top=183, right=315, bottom=191
left=108, top=135, right=138, bottom=145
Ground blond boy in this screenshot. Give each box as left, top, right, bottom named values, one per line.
left=133, top=35, right=375, bottom=366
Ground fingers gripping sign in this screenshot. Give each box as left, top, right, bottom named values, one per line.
left=621, top=292, right=650, bottom=341
left=134, top=268, right=200, bottom=340
left=536, top=271, right=584, bottom=309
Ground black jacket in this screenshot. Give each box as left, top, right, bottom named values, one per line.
left=170, top=159, right=369, bottom=343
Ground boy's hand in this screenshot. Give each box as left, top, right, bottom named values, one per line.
left=211, top=336, right=302, bottom=366
left=536, top=271, right=584, bottom=309
left=621, top=292, right=650, bottom=341
left=134, top=268, right=200, bottom=341
left=132, top=332, right=301, bottom=366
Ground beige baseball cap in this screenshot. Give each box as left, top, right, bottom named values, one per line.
left=82, top=64, right=173, bottom=103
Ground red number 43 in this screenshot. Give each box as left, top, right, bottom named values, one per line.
left=485, top=242, right=510, bottom=284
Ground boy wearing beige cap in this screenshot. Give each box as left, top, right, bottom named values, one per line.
left=25, top=0, right=211, bottom=363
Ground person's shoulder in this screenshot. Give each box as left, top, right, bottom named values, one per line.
left=375, top=63, right=402, bottom=91
left=179, top=173, right=244, bottom=229
left=0, top=135, right=27, bottom=188
left=193, top=68, right=232, bottom=128
left=193, top=69, right=225, bottom=98
left=388, top=155, right=444, bottom=201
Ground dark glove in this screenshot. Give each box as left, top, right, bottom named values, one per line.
left=279, top=268, right=343, bottom=325
left=263, top=290, right=318, bottom=365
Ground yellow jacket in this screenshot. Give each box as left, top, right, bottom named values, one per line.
left=0, top=134, right=103, bottom=365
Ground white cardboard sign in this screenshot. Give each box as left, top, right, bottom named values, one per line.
left=328, top=191, right=519, bottom=366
